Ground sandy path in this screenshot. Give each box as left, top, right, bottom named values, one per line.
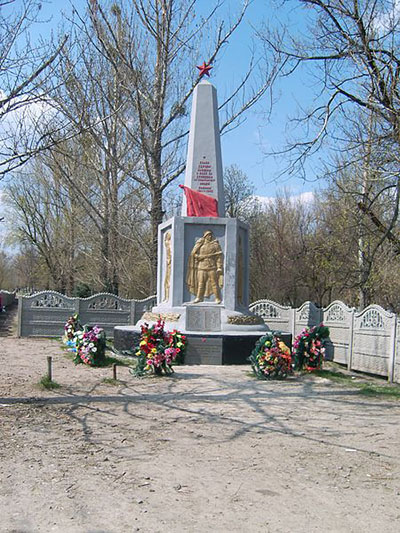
left=0, top=337, right=399, bottom=532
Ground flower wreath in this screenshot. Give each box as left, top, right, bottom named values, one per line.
left=63, top=314, right=81, bottom=343
left=134, top=319, right=186, bottom=376
left=249, top=332, right=292, bottom=379
left=74, top=325, right=106, bottom=366
left=292, top=323, right=330, bottom=371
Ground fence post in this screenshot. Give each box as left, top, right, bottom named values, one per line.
left=290, top=308, right=296, bottom=340
left=74, top=297, right=81, bottom=316
left=47, top=356, right=52, bottom=381
left=347, top=308, right=355, bottom=371
left=17, top=296, right=23, bottom=337
left=388, top=314, right=397, bottom=383
left=132, top=300, right=135, bottom=324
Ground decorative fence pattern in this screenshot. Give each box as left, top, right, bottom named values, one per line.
left=250, top=299, right=399, bottom=384
left=323, top=301, right=354, bottom=367
left=352, top=306, right=396, bottom=381
left=12, top=290, right=400, bottom=383
left=249, top=300, right=295, bottom=334
left=18, top=291, right=157, bottom=338
left=0, top=290, right=17, bottom=308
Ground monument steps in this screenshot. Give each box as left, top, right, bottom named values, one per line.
left=184, top=353, right=221, bottom=365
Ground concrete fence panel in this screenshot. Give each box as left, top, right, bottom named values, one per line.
left=294, top=301, right=322, bottom=338
left=18, top=291, right=77, bottom=337
left=15, top=290, right=400, bottom=382
left=18, top=291, right=157, bottom=338
left=250, top=299, right=400, bottom=382
left=133, top=296, right=158, bottom=324
left=393, top=321, right=400, bottom=384
left=249, top=299, right=294, bottom=335
left=352, top=305, right=397, bottom=380
left=322, top=301, right=355, bottom=367
left=79, top=294, right=136, bottom=337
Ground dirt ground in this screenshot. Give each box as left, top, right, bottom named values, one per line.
left=0, top=336, right=400, bottom=533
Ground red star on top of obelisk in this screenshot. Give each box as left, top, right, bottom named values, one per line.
left=196, top=61, right=212, bottom=77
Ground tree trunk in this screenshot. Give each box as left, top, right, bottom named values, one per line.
left=100, top=203, right=111, bottom=293
left=149, top=186, right=164, bottom=294
left=110, top=175, right=120, bottom=295
left=358, top=255, right=371, bottom=311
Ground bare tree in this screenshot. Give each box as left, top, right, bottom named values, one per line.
left=37, top=7, right=150, bottom=294
left=5, top=143, right=153, bottom=296
left=324, top=144, right=400, bottom=308
left=0, top=247, right=12, bottom=288
left=61, top=0, right=275, bottom=290
left=248, top=193, right=314, bottom=305
left=224, top=164, right=256, bottom=219
left=261, top=1, right=400, bottom=161
left=0, top=0, right=68, bottom=175
left=259, top=0, right=400, bottom=301
left=4, top=0, right=274, bottom=294
left=5, top=160, right=87, bottom=293
left=10, top=244, right=47, bottom=291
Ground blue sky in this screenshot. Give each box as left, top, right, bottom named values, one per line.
left=17, top=0, right=322, bottom=199
left=206, top=0, right=323, bottom=198
left=0, top=0, right=325, bottom=248
left=0, top=0, right=327, bottom=219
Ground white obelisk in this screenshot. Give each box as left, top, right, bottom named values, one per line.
left=182, top=79, right=225, bottom=217
left=113, top=64, right=270, bottom=362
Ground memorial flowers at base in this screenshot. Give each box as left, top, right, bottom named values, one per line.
left=63, top=314, right=81, bottom=349
left=168, top=329, right=187, bottom=365
left=293, top=324, right=330, bottom=371
left=73, top=325, right=106, bottom=366
left=249, top=332, right=292, bottom=379
left=134, top=319, right=186, bottom=376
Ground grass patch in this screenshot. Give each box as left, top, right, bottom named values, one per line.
left=357, top=383, right=400, bottom=398
left=95, top=354, right=134, bottom=368
left=38, top=375, right=61, bottom=390
left=62, top=350, right=76, bottom=361
left=314, top=369, right=354, bottom=384
left=246, top=364, right=400, bottom=399
left=106, top=339, right=116, bottom=351
left=102, top=377, right=124, bottom=386
left=315, top=368, right=400, bottom=399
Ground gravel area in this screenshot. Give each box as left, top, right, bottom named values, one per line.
left=1, top=336, right=400, bottom=532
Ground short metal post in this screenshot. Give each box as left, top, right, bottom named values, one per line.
left=47, top=356, right=52, bottom=381
left=113, top=363, right=117, bottom=381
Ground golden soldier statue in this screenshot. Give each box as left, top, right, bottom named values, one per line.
left=186, top=230, right=224, bottom=304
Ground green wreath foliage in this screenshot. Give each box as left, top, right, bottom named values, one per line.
left=249, top=331, right=293, bottom=380
left=293, top=324, right=330, bottom=371
left=132, top=320, right=187, bottom=376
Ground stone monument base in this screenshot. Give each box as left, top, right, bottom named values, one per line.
left=114, top=327, right=292, bottom=365
left=113, top=304, right=291, bottom=365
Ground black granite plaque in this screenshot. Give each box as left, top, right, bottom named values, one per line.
left=185, top=336, right=223, bottom=364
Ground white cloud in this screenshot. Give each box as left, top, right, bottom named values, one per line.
left=0, top=90, right=57, bottom=172
left=254, top=190, right=314, bottom=206
left=373, top=0, right=400, bottom=33
left=0, top=92, right=55, bottom=132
